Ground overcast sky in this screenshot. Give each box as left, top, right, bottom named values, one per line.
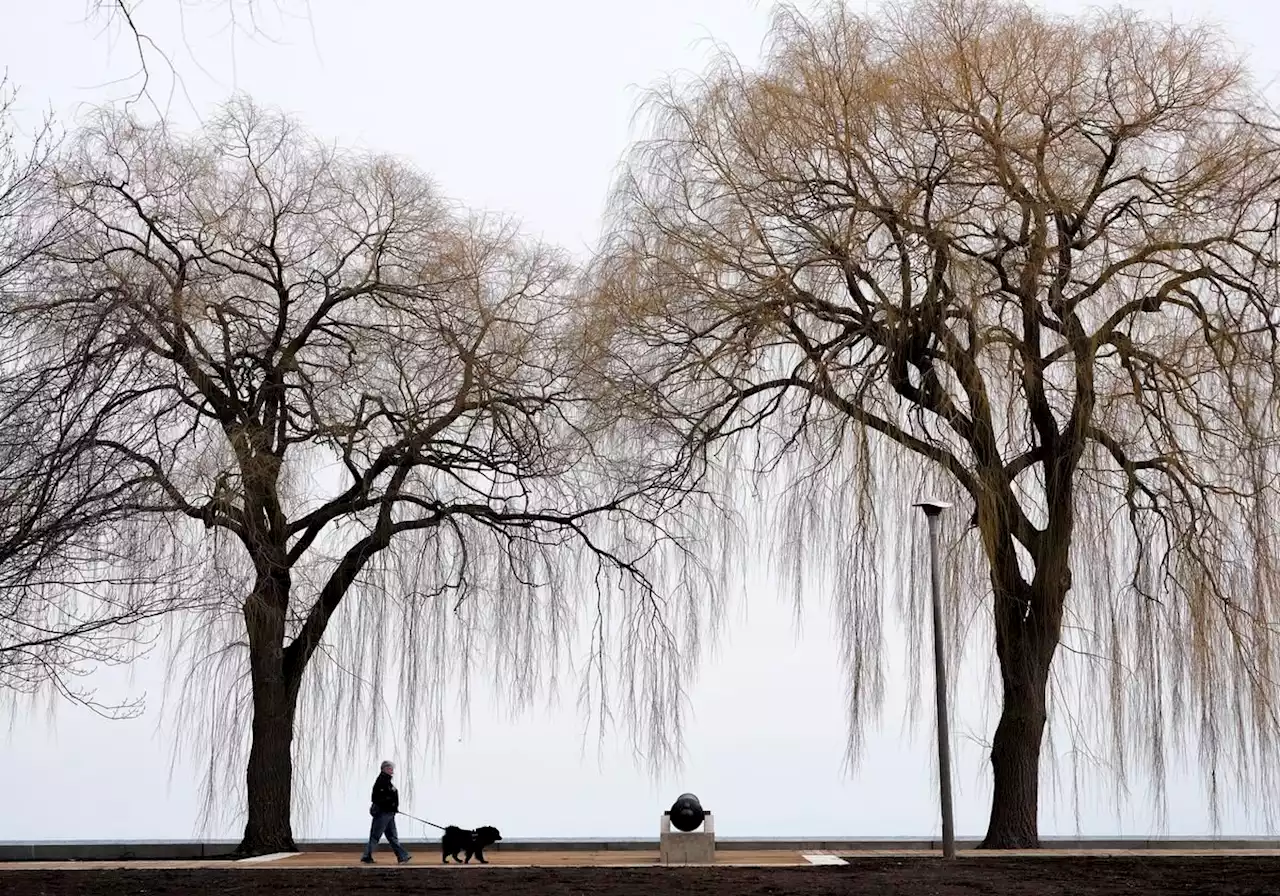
left=2, top=0, right=1278, bottom=844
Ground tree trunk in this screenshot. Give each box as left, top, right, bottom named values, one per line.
left=236, top=574, right=300, bottom=856
left=980, top=661, right=1050, bottom=848
left=238, top=683, right=299, bottom=854
left=979, top=581, right=1061, bottom=849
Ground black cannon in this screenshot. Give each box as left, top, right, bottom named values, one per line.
left=667, top=793, right=707, bottom=832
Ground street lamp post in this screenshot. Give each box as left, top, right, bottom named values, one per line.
left=912, top=499, right=956, bottom=860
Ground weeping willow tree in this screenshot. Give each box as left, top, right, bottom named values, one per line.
left=0, top=336, right=197, bottom=715
left=590, top=0, right=1280, bottom=848
left=14, top=97, right=717, bottom=854
left=0, top=78, right=189, bottom=714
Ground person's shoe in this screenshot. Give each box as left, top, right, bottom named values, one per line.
left=360, top=856, right=375, bottom=864
left=398, top=854, right=413, bottom=864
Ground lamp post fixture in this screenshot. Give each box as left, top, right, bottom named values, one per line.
left=912, top=499, right=956, bottom=860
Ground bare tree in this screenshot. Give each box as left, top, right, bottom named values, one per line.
left=591, top=0, right=1280, bottom=847
left=0, top=77, right=55, bottom=283
left=0, top=353, right=195, bottom=716
left=0, top=78, right=185, bottom=714
left=16, top=97, right=711, bottom=854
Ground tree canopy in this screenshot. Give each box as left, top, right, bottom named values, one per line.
left=591, top=0, right=1280, bottom=845
left=7, top=98, right=717, bottom=851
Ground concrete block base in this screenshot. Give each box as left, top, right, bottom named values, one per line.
left=659, top=811, right=715, bottom=864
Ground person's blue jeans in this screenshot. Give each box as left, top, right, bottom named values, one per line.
left=363, top=811, right=410, bottom=862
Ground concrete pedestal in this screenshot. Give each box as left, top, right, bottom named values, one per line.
left=659, top=811, right=715, bottom=864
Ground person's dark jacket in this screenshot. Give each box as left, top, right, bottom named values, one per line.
left=370, top=772, right=399, bottom=814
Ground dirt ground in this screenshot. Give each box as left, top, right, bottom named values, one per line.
left=6, top=855, right=1280, bottom=896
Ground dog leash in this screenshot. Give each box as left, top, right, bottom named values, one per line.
left=398, top=810, right=471, bottom=833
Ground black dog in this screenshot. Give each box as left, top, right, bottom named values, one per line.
left=441, top=825, right=502, bottom=864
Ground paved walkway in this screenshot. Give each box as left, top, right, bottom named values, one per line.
left=6, top=846, right=1280, bottom=871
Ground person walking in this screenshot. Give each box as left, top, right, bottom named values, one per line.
left=361, top=759, right=412, bottom=864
